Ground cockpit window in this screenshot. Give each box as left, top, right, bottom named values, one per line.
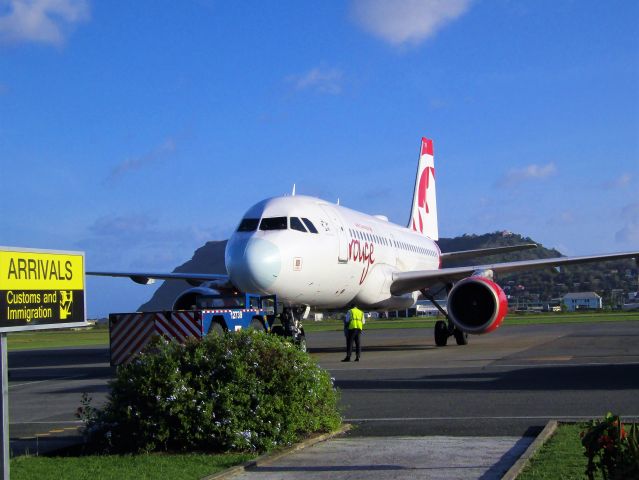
left=259, top=216, right=288, bottom=230
left=237, top=218, right=259, bottom=232
left=302, top=218, right=318, bottom=234
left=290, top=217, right=307, bottom=232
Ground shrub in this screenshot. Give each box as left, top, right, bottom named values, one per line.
left=79, top=331, right=341, bottom=453
left=581, top=413, right=639, bottom=480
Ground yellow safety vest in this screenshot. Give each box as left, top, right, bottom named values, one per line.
left=348, top=307, right=364, bottom=330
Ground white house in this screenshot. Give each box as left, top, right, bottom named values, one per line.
left=562, top=292, right=602, bottom=311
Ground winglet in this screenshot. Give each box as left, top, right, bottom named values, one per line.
left=408, top=137, right=438, bottom=240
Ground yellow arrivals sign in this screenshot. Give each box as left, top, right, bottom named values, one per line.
left=0, top=247, right=87, bottom=332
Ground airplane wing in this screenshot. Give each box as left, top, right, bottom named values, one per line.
left=86, top=271, right=229, bottom=287
left=390, top=250, right=639, bottom=296
left=440, top=243, right=538, bottom=264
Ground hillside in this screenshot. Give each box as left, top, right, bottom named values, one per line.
left=439, top=232, right=637, bottom=304
left=139, top=232, right=637, bottom=310
left=139, top=240, right=227, bottom=311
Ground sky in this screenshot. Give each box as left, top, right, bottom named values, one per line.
left=1, top=0, right=638, bottom=318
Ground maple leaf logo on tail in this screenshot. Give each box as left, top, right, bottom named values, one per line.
left=408, top=137, right=439, bottom=240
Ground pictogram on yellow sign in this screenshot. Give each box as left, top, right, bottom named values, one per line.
left=59, top=291, right=73, bottom=320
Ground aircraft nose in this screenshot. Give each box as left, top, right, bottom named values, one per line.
left=227, top=237, right=281, bottom=293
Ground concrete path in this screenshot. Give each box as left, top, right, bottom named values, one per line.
left=232, top=436, right=533, bottom=480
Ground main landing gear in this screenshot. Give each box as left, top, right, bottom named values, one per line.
left=421, top=288, right=469, bottom=347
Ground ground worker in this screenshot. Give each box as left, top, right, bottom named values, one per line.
left=342, top=303, right=364, bottom=362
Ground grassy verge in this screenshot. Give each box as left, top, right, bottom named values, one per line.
left=303, top=317, right=438, bottom=332
left=505, top=311, right=639, bottom=326
left=8, top=324, right=109, bottom=351
left=10, top=452, right=255, bottom=480
left=303, top=311, right=639, bottom=333
left=7, top=312, right=638, bottom=350
left=518, top=423, right=588, bottom=480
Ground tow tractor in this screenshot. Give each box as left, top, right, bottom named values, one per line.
left=108, top=293, right=306, bottom=365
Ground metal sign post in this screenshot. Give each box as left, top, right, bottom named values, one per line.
left=0, top=246, right=89, bottom=479
left=1, top=334, right=8, bottom=480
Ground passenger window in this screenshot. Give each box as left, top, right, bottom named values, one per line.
left=259, top=217, right=288, bottom=230
left=290, top=217, right=307, bottom=232
left=302, top=218, right=318, bottom=234
left=237, top=218, right=259, bottom=232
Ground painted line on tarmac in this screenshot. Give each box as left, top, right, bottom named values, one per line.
left=345, top=415, right=639, bottom=422
left=11, top=420, right=82, bottom=425
left=17, top=425, right=80, bottom=440
left=9, top=373, right=87, bottom=389
left=497, top=361, right=639, bottom=368
left=329, top=360, right=639, bottom=372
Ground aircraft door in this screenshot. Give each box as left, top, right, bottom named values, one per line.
left=319, top=205, right=349, bottom=263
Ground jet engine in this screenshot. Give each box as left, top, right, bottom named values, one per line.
left=173, top=286, right=220, bottom=310
left=447, top=276, right=508, bottom=334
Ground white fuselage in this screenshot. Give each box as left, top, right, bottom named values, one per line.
left=225, top=195, right=440, bottom=310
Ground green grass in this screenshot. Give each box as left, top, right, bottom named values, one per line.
left=7, top=324, right=109, bottom=351
left=505, top=311, right=639, bottom=325
left=518, top=423, right=589, bottom=480
left=6, top=312, right=638, bottom=350
left=303, top=317, right=438, bottom=332
left=10, top=452, right=255, bottom=480
left=303, top=311, right=639, bottom=332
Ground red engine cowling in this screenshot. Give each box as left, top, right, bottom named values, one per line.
left=447, top=276, right=508, bottom=334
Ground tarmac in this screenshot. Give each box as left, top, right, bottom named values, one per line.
left=8, top=322, right=639, bottom=478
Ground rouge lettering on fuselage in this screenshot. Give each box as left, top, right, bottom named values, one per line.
left=6, top=258, right=73, bottom=281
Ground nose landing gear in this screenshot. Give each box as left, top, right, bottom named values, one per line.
left=272, top=307, right=307, bottom=352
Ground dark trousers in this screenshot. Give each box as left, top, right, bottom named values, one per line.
left=346, top=329, right=362, bottom=359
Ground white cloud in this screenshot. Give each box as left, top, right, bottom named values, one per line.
left=615, top=202, right=639, bottom=243
left=89, top=214, right=158, bottom=239
left=603, top=173, right=632, bottom=189
left=350, top=0, right=473, bottom=46
left=496, top=162, right=557, bottom=188
left=0, top=0, right=89, bottom=46
left=79, top=213, right=218, bottom=269
left=288, top=67, right=343, bottom=95
left=106, top=137, right=176, bottom=183
left=547, top=210, right=575, bottom=226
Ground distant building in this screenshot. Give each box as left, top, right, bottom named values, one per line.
left=416, top=300, right=447, bottom=316
left=562, top=292, right=602, bottom=311
left=623, top=292, right=639, bottom=311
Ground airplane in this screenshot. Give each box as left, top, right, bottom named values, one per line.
left=88, top=137, right=639, bottom=346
